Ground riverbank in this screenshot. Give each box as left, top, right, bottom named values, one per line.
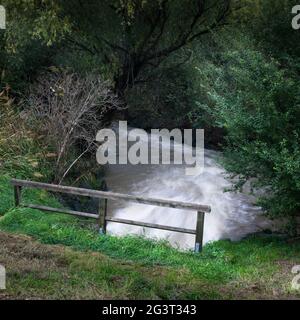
left=1, top=172, right=300, bottom=299
left=1, top=228, right=300, bottom=299
left=0, top=107, right=299, bottom=300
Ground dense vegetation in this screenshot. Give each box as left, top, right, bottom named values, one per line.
left=1, top=0, right=299, bottom=229
left=191, top=30, right=300, bottom=226
left=0, top=0, right=300, bottom=300
left=0, top=118, right=299, bottom=299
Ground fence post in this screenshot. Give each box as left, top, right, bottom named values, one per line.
left=14, top=186, right=22, bottom=207
left=195, top=211, right=205, bottom=253
left=98, top=198, right=108, bottom=235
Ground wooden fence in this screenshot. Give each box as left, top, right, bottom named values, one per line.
left=11, top=178, right=211, bottom=252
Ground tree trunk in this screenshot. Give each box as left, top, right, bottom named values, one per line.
left=113, top=57, right=143, bottom=120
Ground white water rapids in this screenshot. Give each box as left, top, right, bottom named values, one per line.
left=104, top=125, right=271, bottom=249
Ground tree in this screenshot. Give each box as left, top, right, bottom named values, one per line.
left=0, top=0, right=70, bottom=91
left=191, top=29, right=300, bottom=228
left=61, top=0, right=230, bottom=99
left=27, top=71, right=121, bottom=184
left=1, top=0, right=231, bottom=101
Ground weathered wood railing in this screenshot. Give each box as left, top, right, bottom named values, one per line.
left=11, top=179, right=211, bottom=252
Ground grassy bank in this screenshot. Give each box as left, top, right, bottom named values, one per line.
left=1, top=231, right=212, bottom=300
left=2, top=229, right=300, bottom=300
left=1, top=173, right=300, bottom=299
left=0, top=106, right=300, bottom=299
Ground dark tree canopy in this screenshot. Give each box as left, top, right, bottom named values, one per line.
left=60, top=0, right=230, bottom=97
left=1, top=0, right=230, bottom=98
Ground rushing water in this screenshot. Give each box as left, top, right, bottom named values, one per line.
left=104, top=125, right=270, bottom=249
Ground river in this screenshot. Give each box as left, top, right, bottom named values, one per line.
left=103, top=125, right=270, bottom=250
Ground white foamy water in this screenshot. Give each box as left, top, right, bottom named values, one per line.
left=104, top=126, right=270, bottom=249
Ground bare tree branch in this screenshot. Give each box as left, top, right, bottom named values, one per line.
left=26, top=71, right=123, bottom=183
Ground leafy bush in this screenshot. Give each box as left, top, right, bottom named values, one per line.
left=192, top=31, right=300, bottom=227
left=0, top=91, right=52, bottom=180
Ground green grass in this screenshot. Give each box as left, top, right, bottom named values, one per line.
left=0, top=107, right=300, bottom=299
left=1, top=231, right=226, bottom=299
left=1, top=173, right=300, bottom=299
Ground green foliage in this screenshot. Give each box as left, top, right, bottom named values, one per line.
left=234, top=0, right=300, bottom=58
left=0, top=102, right=53, bottom=180
left=1, top=0, right=229, bottom=96
left=57, top=0, right=229, bottom=97
left=0, top=0, right=299, bottom=240
left=0, top=0, right=73, bottom=92
left=191, top=30, right=300, bottom=222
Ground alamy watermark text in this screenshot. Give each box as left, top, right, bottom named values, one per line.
left=96, top=121, right=204, bottom=176
left=0, top=5, right=6, bottom=30
left=0, top=264, right=5, bottom=290
left=292, top=5, right=300, bottom=29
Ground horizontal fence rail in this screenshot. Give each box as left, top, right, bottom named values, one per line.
left=11, top=178, right=211, bottom=252
left=11, top=179, right=211, bottom=212
left=105, top=217, right=197, bottom=235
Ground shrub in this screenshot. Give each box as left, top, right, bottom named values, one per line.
left=192, top=31, right=300, bottom=227
left=25, top=70, right=121, bottom=184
